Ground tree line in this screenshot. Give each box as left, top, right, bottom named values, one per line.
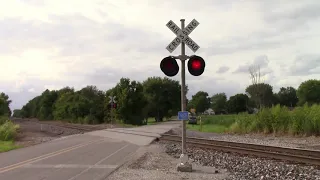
left=12, top=77, right=185, bottom=125
left=7, top=75, right=320, bottom=125
left=188, top=66, right=320, bottom=115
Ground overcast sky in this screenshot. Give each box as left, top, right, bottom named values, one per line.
left=1, top=0, right=320, bottom=110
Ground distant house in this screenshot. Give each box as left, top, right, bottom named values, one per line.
left=203, top=108, right=215, bottom=115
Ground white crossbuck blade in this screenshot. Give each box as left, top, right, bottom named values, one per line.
left=109, top=96, right=116, bottom=103
left=166, top=19, right=200, bottom=53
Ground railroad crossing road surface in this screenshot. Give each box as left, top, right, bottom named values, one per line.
left=0, top=121, right=180, bottom=180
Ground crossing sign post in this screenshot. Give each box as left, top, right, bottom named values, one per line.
left=164, top=19, right=202, bottom=172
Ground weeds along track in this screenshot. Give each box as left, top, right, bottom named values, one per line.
left=160, top=134, right=320, bottom=166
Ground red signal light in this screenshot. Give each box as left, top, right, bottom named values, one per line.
left=188, top=55, right=205, bottom=76
left=191, top=60, right=201, bottom=70
left=160, top=56, right=179, bottom=77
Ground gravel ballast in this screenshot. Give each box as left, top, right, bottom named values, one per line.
left=161, top=141, right=320, bottom=180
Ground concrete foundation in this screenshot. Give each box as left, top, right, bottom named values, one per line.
left=176, top=162, right=193, bottom=172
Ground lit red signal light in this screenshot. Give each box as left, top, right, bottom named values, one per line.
left=188, top=55, right=205, bottom=76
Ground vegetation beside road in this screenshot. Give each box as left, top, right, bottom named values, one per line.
left=231, top=104, right=320, bottom=136
left=0, top=116, right=20, bottom=152
left=188, top=104, right=320, bottom=136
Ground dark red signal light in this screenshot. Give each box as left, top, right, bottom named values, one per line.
left=110, top=103, right=117, bottom=109
left=160, top=56, right=179, bottom=77
left=188, top=55, right=205, bottom=76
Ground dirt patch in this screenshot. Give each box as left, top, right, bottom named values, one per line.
left=11, top=118, right=126, bottom=148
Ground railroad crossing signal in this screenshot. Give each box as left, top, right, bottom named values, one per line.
left=109, top=96, right=117, bottom=109
left=161, top=19, right=205, bottom=77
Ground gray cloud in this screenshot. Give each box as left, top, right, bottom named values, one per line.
left=216, top=66, right=229, bottom=73
left=233, top=55, right=270, bottom=74
left=262, top=1, right=320, bottom=31
left=0, top=15, right=168, bottom=56
left=205, top=1, right=320, bottom=56
left=187, top=78, right=242, bottom=99
left=288, top=54, right=320, bottom=76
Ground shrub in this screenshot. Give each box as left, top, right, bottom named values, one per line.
left=0, top=120, right=20, bottom=141
left=229, top=103, right=320, bottom=136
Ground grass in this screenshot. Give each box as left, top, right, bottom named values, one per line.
left=0, top=141, right=20, bottom=153
left=187, top=124, right=228, bottom=133
left=186, top=114, right=237, bottom=133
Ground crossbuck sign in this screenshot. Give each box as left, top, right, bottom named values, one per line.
left=109, top=96, right=116, bottom=103
left=166, top=19, right=200, bottom=53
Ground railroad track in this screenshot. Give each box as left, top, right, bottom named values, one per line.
left=160, top=134, right=320, bottom=166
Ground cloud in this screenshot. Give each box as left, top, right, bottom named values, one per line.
left=287, top=54, right=320, bottom=76
left=233, top=55, right=271, bottom=74
left=0, top=0, right=320, bottom=110
left=216, top=66, right=230, bottom=73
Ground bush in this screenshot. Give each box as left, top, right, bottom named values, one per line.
left=0, top=120, right=20, bottom=141
left=230, top=103, right=320, bottom=136
left=0, top=116, right=7, bottom=125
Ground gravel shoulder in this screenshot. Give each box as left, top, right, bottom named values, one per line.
left=169, top=127, right=320, bottom=150
left=106, top=143, right=229, bottom=180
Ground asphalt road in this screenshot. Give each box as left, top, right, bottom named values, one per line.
left=0, top=122, right=179, bottom=180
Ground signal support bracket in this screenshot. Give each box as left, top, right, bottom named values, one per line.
left=170, top=55, right=189, bottom=61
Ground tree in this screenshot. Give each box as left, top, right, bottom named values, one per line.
left=278, top=87, right=298, bottom=107
left=0, top=92, right=12, bottom=116
left=12, top=109, right=23, bottom=118
left=297, top=79, right=320, bottom=105
left=78, top=86, right=105, bottom=123
left=227, top=93, right=249, bottom=114
left=245, top=83, right=274, bottom=108
left=188, top=91, right=210, bottom=114
left=211, top=93, right=227, bottom=114
left=247, top=64, right=271, bottom=109
left=112, top=78, right=147, bottom=125
left=142, top=77, right=182, bottom=122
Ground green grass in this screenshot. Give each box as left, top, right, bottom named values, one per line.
left=147, top=118, right=157, bottom=125
left=186, top=114, right=237, bottom=133
left=187, top=124, right=228, bottom=133
left=0, top=141, right=20, bottom=153
left=200, top=114, right=237, bottom=126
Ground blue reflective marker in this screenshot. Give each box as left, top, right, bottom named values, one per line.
left=178, top=111, right=189, bottom=120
